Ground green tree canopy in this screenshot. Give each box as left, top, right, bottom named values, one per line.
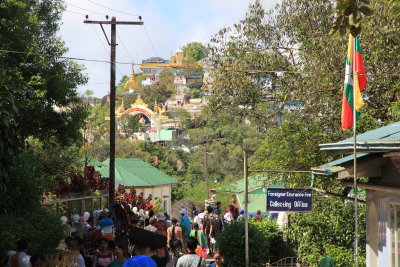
left=0, top=0, right=88, bottom=188
left=182, top=42, right=208, bottom=62
left=138, top=69, right=175, bottom=104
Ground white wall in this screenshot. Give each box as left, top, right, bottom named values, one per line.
left=138, top=185, right=172, bottom=215
left=366, top=189, right=400, bottom=267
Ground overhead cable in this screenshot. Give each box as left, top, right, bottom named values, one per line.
left=1, top=48, right=400, bottom=77
left=86, top=0, right=140, bottom=17
left=142, top=25, right=158, bottom=57
left=65, top=1, right=108, bottom=16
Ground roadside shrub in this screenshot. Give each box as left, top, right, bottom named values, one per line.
left=0, top=150, right=65, bottom=260
left=216, top=220, right=291, bottom=266
left=0, top=207, right=65, bottom=257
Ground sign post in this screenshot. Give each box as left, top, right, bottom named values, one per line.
left=267, top=189, right=312, bottom=212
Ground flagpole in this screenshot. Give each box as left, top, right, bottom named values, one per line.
left=352, top=34, right=359, bottom=267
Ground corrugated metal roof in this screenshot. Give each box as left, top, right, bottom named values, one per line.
left=340, top=122, right=400, bottom=143
left=314, top=121, right=400, bottom=174
left=224, top=175, right=284, bottom=193
left=311, top=153, right=368, bottom=175
left=98, top=158, right=178, bottom=187
left=320, top=121, right=400, bottom=153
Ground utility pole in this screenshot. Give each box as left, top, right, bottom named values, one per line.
left=243, top=150, right=249, bottom=267
left=204, top=143, right=209, bottom=199
left=84, top=17, right=143, bottom=210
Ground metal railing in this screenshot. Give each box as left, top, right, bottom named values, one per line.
left=266, top=257, right=309, bottom=267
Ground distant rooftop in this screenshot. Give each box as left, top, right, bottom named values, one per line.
left=98, top=158, right=178, bottom=187
left=142, top=57, right=169, bottom=64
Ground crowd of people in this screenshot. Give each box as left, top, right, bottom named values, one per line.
left=3, top=198, right=263, bottom=267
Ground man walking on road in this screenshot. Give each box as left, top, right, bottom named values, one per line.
left=176, top=237, right=207, bottom=267
left=178, top=209, right=191, bottom=252
left=209, top=209, right=223, bottom=255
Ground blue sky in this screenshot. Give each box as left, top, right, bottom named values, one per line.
left=60, top=0, right=280, bottom=97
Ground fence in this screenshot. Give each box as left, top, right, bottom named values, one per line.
left=266, top=257, right=310, bottom=267
left=42, top=191, right=108, bottom=218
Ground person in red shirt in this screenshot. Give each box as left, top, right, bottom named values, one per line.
left=253, top=210, right=263, bottom=221
left=225, top=199, right=239, bottom=220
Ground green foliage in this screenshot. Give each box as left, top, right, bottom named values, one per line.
left=388, top=102, right=400, bottom=122
left=183, top=85, right=202, bottom=99
left=90, top=104, right=109, bottom=127
left=0, top=0, right=88, bottom=195
left=287, top=198, right=366, bottom=266
left=119, top=114, right=145, bottom=136
left=209, top=0, right=400, bottom=133
left=216, top=220, right=291, bottom=266
left=138, top=69, right=175, bottom=104
left=0, top=207, right=65, bottom=256
left=117, top=75, right=129, bottom=94
left=0, top=0, right=85, bottom=254
left=181, top=42, right=208, bottom=61
left=251, top=117, right=336, bottom=188
left=171, top=108, right=192, bottom=130
left=0, top=149, right=64, bottom=255
left=389, top=0, right=400, bottom=14
left=1, top=150, right=48, bottom=212
left=330, top=0, right=373, bottom=36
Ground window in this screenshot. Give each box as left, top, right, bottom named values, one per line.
left=163, top=200, right=167, bottom=211
left=390, top=204, right=400, bottom=267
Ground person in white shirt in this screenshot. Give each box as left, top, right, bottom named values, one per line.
left=7, top=239, right=31, bottom=267
left=144, top=217, right=158, bottom=232
left=192, top=210, right=203, bottom=229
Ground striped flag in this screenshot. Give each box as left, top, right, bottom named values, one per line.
left=341, top=34, right=367, bottom=131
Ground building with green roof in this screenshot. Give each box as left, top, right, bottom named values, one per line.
left=98, top=158, right=178, bottom=213
left=311, top=121, right=400, bottom=267
left=224, top=175, right=284, bottom=215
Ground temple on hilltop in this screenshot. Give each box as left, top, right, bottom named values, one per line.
left=140, top=49, right=202, bottom=75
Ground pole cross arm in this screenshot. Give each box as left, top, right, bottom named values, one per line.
left=84, top=20, right=143, bottom=25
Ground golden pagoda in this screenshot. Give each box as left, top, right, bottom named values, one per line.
left=116, top=98, right=126, bottom=118
left=124, top=69, right=139, bottom=91
left=131, top=94, right=148, bottom=108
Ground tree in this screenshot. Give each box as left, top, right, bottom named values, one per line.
left=0, top=149, right=65, bottom=255
left=119, top=114, right=145, bottom=137
left=206, top=0, right=400, bottom=264
left=287, top=198, right=366, bottom=266
left=0, top=0, right=88, bottom=253
left=138, top=69, right=175, bottom=104
left=181, top=42, right=208, bottom=62
left=0, top=0, right=88, bottom=190
left=330, top=0, right=373, bottom=36
left=84, top=89, right=94, bottom=105
left=209, top=0, right=400, bottom=132
left=171, top=108, right=192, bottom=130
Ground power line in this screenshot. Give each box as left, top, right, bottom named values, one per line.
left=116, top=31, right=136, bottom=64
left=65, top=1, right=108, bottom=16
left=142, top=25, right=158, bottom=57
left=1, top=48, right=400, bottom=77
left=87, top=81, right=109, bottom=84
left=86, top=0, right=140, bottom=17
left=64, top=9, right=87, bottom=16
left=89, top=24, right=125, bottom=77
